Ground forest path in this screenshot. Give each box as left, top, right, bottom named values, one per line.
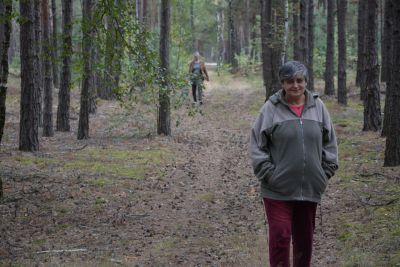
left=0, top=72, right=341, bottom=266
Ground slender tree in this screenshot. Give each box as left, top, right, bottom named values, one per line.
left=190, top=0, right=196, bottom=51
left=384, top=0, right=400, bottom=166
left=362, top=0, right=381, bottom=131
left=292, top=0, right=301, bottom=60
left=78, top=0, right=93, bottom=140
left=158, top=0, right=171, bottom=135
left=99, top=0, right=123, bottom=101
left=337, top=0, right=347, bottom=105
left=298, top=0, right=309, bottom=64
left=42, top=0, right=54, bottom=136
left=51, top=0, right=59, bottom=88
left=0, top=0, right=12, bottom=146
left=19, top=0, right=40, bottom=151
left=34, top=0, right=43, bottom=127
left=260, top=0, right=284, bottom=99
left=227, top=0, right=238, bottom=72
left=56, top=0, right=73, bottom=131
left=142, top=0, right=148, bottom=27
left=356, top=0, right=367, bottom=90
left=307, top=0, right=314, bottom=91
left=324, top=0, right=335, bottom=96
left=381, top=0, right=393, bottom=137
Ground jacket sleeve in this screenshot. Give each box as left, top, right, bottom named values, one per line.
left=249, top=104, right=275, bottom=182
left=321, top=102, right=339, bottom=179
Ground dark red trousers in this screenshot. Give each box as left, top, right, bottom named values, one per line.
left=263, top=198, right=317, bottom=267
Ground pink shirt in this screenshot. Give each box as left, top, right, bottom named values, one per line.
left=290, top=105, right=304, bottom=117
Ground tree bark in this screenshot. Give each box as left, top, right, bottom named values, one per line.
left=33, top=0, right=43, bottom=128
left=51, top=0, right=59, bottom=88
left=260, top=0, right=283, bottom=99
left=299, top=0, right=309, bottom=64
left=190, top=0, right=196, bottom=51
left=356, top=0, right=367, bottom=89
left=381, top=0, right=393, bottom=137
left=0, top=0, right=12, bottom=145
left=337, top=0, right=347, bottom=105
left=227, top=0, right=238, bottom=73
left=142, top=0, right=148, bottom=27
left=324, top=0, right=335, bottom=96
left=292, top=0, right=301, bottom=60
left=380, top=0, right=391, bottom=83
left=19, top=0, right=40, bottom=151
left=384, top=0, right=400, bottom=166
left=78, top=0, right=93, bottom=140
left=42, top=0, right=54, bottom=136
left=308, top=0, right=314, bottom=91
left=56, top=0, right=72, bottom=131
left=158, top=0, right=171, bottom=136
left=362, top=0, right=381, bottom=132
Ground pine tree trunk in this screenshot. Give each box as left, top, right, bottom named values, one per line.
left=19, top=0, right=40, bottom=151
left=56, top=0, right=72, bottom=131
left=216, top=9, right=225, bottom=74
left=228, top=0, right=238, bottom=73
left=362, top=0, right=381, bottom=132
left=243, top=0, right=250, bottom=55
left=337, top=0, right=347, bottom=105
left=299, top=0, right=309, bottom=64
left=51, top=0, right=59, bottom=88
left=381, top=0, right=393, bottom=137
left=308, top=0, right=314, bottom=91
left=158, top=0, right=170, bottom=136
left=190, top=0, right=195, bottom=51
left=380, top=0, right=391, bottom=83
left=8, top=20, right=18, bottom=66
left=89, top=0, right=98, bottom=114
left=42, top=0, right=54, bottom=136
left=384, top=0, right=400, bottom=166
left=292, top=0, right=301, bottom=60
left=78, top=0, right=92, bottom=140
left=324, top=0, right=335, bottom=96
left=250, top=8, right=258, bottom=63
left=261, top=0, right=283, bottom=99
left=136, top=0, right=142, bottom=22
left=142, top=0, right=148, bottom=27
left=34, top=0, right=43, bottom=127
left=260, top=0, right=273, bottom=98
left=356, top=0, right=367, bottom=90
left=0, top=0, right=12, bottom=145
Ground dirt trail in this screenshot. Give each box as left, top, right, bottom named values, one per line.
left=0, top=73, right=340, bottom=266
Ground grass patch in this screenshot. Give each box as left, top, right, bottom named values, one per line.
left=64, top=148, right=173, bottom=179
left=325, top=95, right=400, bottom=266
left=199, top=192, right=215, bottom=203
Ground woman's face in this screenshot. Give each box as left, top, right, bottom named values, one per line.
left=282, top=74, right=306, bottom=99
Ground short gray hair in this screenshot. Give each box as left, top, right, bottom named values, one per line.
left=279, top=61, right=308, bottom=82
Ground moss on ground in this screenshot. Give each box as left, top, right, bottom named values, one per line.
left=327, top=96, right=400, bottom=266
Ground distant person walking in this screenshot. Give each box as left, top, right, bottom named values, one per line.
left=189, top=51, right=209, bottom=104
left=249, top=61, right=339, bottom=267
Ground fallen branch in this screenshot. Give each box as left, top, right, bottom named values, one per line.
left=36, top=248, right=87, bottom=254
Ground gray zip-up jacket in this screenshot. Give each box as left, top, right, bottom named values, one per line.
left=249, top=89, right=338, bottom=203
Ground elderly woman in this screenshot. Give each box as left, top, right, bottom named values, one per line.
left=188, top=51, right=209, bottom=104
left=249, top=61, right=338, bottom=267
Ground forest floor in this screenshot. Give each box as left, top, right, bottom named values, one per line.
left=1, top=70, right=400, bottom=267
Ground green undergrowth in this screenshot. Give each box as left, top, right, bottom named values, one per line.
left=327, top=98, right=400, bottom=266
left=5, top=147, right=174, bottom=181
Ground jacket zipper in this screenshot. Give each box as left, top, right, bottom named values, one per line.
left=300, top=118, right=305, bottom=200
